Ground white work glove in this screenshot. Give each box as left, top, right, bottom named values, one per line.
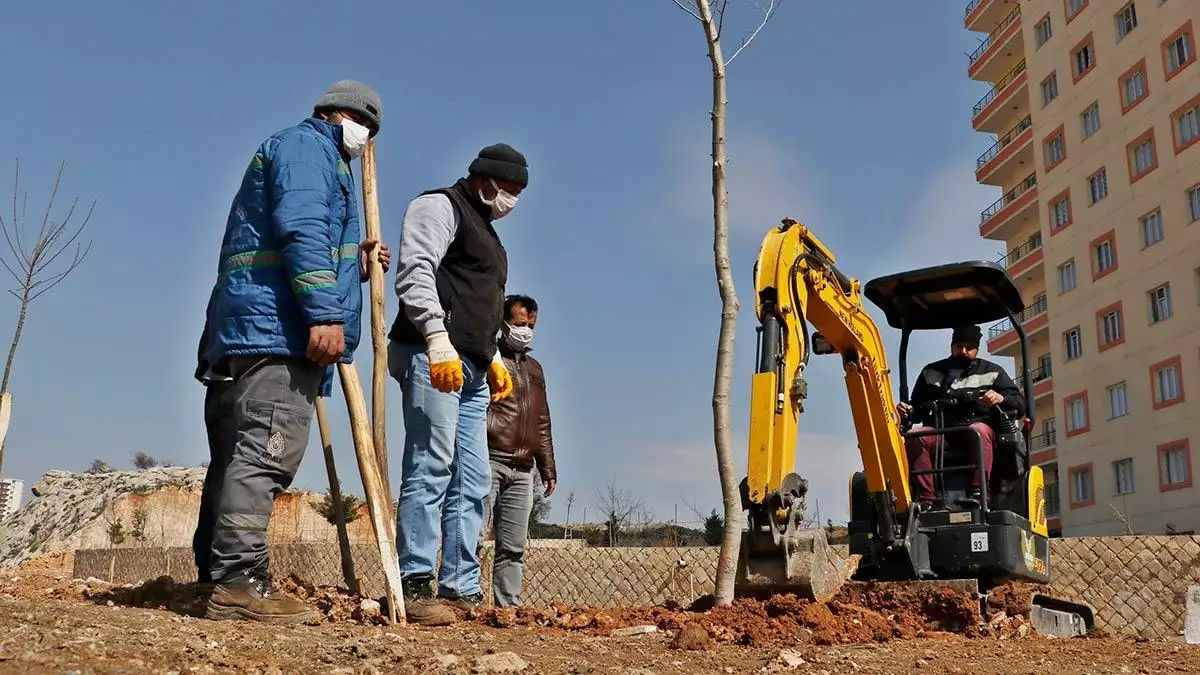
left=425, top=331, right=462, bottom=393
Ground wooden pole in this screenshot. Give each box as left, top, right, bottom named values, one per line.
left=359, top=139, right=394, bottom=530
left=338, top=362, right=406, bottom=625
left=315, top=397, right=359, bottom=595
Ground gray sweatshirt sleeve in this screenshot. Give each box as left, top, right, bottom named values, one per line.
left=394, top=193, right=458, bottom=337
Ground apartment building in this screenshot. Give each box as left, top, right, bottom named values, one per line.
left=965, top=0, right=1199, bottom=536
left=0, top=478, right=23, bottom=521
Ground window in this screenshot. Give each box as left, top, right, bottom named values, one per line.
left=1042, top=72, right=1059, bottom=106
left=1045, top=127, right=1066, bottom=169
left=1129, top=134, right=1156, bottom=179
left=1035, top=15, right=1053, bottom=47
left=1175, top=100, right=1199, bottom=152
left=1051, top=192, right=1072, bottom=230
left=1107, top=382, right=1129, bottom=419
left=1064, top=326, right=1082, bottom=360
left=1082, top=103, right=1101, bottom=138
left=1098, top=305, right=1123, bottom=348
left=1114, top=458, right=1135, bottom=494
left=1070, top=464, right=1093, bottom=507
left=1190, top=185, right=1200, bottom=222
left=1067, top=394, right=1089, bottom=434
left=1115, top=3, right=1138, bottom=40
left=1149, top=283, right=1173, bottom=322
left=1160, top=441, right=1191, bottom=490
left=1092, top=231, right=1117, bottom=278
left=1067, top=0, right=1088, bottom=18
left=1058, top=259, right=1077, bottom=292
left=1140, top=208, right=1163, bottom=247
left=1163, top=23, right=1195, bottom=78
left=1151, top=358, right=1183, bottom=408
left=1121, top=61, right=1149, bottom=112
left=1088, top=167, right=1109, bottom=203
left=1072, top=35, right=1096, bottom=82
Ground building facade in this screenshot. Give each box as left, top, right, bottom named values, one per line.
left=965, top=0, right=1199, bottom=536
left=0, top=478, right=23, bottom=521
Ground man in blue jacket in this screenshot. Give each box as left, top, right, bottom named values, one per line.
left=196, top=80, right=387, bottom=623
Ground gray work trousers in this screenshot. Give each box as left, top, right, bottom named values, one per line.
left=484, top=460, right=535, bottom=607
left=205, top=356, right=323, bottom=583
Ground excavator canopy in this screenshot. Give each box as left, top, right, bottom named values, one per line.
left=861, top=260, right=1025, bottom=331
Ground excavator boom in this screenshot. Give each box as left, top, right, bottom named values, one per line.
left=736, top=218, right=911, bottom=601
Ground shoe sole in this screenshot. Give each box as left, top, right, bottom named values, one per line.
left=205, top=600, right=321, bottom=624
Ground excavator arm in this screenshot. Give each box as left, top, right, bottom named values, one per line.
left=736, top=218, right=910, bottom=601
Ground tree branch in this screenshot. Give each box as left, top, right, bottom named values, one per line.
left=671, top=0, right=703, bottom=22
left=724, top=0, right=781, bottom=67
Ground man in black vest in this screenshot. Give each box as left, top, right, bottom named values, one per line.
left=387, top=143, right=527, bottom=626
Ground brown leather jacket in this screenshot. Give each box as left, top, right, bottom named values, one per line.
left=486, top=341, right=556, bottom=482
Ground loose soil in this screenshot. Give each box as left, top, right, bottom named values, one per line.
left=2, top=553, right=1197, bottom=674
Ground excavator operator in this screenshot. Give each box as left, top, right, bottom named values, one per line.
left=896, top=324, right=1026, bottom=508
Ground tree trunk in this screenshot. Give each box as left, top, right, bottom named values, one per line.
left=316, top=397, right=359, bottom=594
left=359, top=140, right=394, bottom=531
left=697, top=0, right=742, bottom=607
left=0, top=295, right=29, bottom=476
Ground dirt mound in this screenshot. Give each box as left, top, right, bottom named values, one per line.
left=12, top=563, right=1042, bottom=648
left=462, top=582, right=1016, bottom=647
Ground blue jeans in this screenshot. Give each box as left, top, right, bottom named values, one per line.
left=389, top=340, right=491, bottom=598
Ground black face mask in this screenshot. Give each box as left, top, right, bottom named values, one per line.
left=948, top=354, right=975, bottom=367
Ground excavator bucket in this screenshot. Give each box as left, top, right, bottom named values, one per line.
left=735, top=525, right=845, bottom=602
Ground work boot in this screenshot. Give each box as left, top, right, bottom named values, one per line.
left=439, top=590, right=486, bottom=611
left=205, top=568, right=320, bottom=624
left=399, top=575, right=456, bottom=626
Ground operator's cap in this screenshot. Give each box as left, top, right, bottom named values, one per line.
left=951, top=325, right=982, bottom=347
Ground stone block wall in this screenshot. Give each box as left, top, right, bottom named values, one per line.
left=73, top=535, right=1200, bottom=640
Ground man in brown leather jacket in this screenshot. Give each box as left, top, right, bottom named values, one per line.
left=484, top=294, right=556, bottom=607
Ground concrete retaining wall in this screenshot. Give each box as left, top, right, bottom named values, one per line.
left=73, top=535, right=1200, bottom=640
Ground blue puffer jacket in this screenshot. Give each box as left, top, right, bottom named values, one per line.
left=204, top=117, right=363, bottom=392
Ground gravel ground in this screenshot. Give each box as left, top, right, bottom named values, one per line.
left=2, top=553, right=1199, bottom=674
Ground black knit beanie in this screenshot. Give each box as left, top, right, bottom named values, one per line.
left=468, top=144, right=529, bottom=188
left=951, top=325, right=982, bottom=347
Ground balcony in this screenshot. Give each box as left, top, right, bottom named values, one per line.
left=965, top=0, right=1021, bottom=33
left=979, top=172, right=1038, bottom=241
left=972, top=59, right=1028, bottom=133
left=1031, top=362, right=1054, bottom=399
left=1032, top=430, right=1057, bottom=453
left=976, top=115, right=1034, bottom=186
left=968, top=7, right=1023, bottom=83
left=986, top=292, right=1048, bottom=354
left=997, top=230, right=1044, bottom=279
left=1045, top=482, right=1061, bottom=518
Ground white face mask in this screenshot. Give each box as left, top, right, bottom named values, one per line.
left=479, top=178, right=519, bottom=219
left=339, top=117, right=370, bottom=159
left=504, top=323, right=534, bottom=350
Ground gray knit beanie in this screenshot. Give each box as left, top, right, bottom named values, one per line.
left=315, top=80, right=383, bottom=135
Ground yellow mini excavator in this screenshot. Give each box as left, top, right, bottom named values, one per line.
left=735, top=218, right=1094, bottom=636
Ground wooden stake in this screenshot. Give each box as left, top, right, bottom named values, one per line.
left=315, top=397, right=359, bottom=595
left=359, top=139, right=394, bottom=530
left=338, top=362, right=406, bottom=625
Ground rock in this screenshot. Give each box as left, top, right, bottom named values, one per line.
left=471, top=651, right=528, bottom=673
left=353, top=599, right=381, bottom=623
left=670, top=622, right=710, bottom=651
left=776, top=649, right=807, bottom=669
left=916, top=659, right=929, bottom=668
left=611, top=625, right=657, bottom=637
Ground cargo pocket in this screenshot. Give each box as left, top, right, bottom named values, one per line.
left=241, top=398, right=312, bottom=480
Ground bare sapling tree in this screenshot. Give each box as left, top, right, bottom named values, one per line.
left=0, top=159, right=95, bottom=476
left=669, top=0, right=781, bottom=606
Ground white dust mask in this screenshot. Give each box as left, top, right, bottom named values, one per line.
left=504, top=323, right=534, bottom=350
left=480, top=178, right=519, bottom=219
left=339, top=117, right=370, bottom=159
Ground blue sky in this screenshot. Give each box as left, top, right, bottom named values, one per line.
left=0, top=2, right=1011, bottom=527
